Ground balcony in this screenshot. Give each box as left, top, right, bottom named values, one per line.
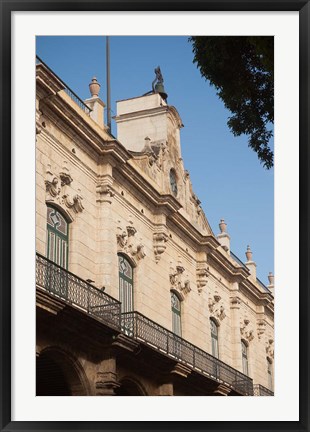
left=36, top=253, right=255, bottom=396
left=36, top=253, right=121, bottom=330
left=254, top=384, right=274, bottom=396
left=121, top=311, right=253, bottom=396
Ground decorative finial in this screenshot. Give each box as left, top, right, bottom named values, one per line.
left=219, top=219, right=227, bottom=233
left=268, top=272, right=274, bottom=285
left=245, top=245, right=253, bottom=262
left=89, top=76, right=101, bottom=97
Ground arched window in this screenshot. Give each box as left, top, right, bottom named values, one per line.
left=267, top=358, right=273, bottom=390
left=210, top=319, right=219, bottom=359
left=46, top=206, right=69, bottom=269
left=169, top=169, right=178, bottom=197
left=171, top=291, right=182, bottom=336
left=118, top=254, right=133, bottom=313
left=241, top=340, right=249, bottom=376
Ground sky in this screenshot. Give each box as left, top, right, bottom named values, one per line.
left=36, top=36, right=274, bottom=285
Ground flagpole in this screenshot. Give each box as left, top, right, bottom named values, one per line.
left=106, top=36, right=111, bottom=133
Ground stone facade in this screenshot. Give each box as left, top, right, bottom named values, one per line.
left=36, top=61, right=274, bottom=396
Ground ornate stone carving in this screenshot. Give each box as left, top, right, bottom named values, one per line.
left=240, top=318, right=255, bottom=342
left=196, top=262, right=209, bottom=293
left=96, top=175, right=115, bottom=204
left=230, top=296, right=241, bottom=309
left=170, top=260, right=191, bottom=295
left=45, top=164, right=84, bottom=215
left=153, top=229, right=168, bottom=262
left=257, top=319, right=267, bottom=339
left=45, top=167, right=60, bottom=198
left=59, top=162, right=73, bottom=186
left=116, top=219, right=146, bottom=261
left=208, top=292, right=226, bottom=321
left=266, top=338, right=274, bottom=359
left=62, top=191, right=84, bottom=213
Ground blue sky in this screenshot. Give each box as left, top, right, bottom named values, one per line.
left=36, top=36, right=274, bottom=285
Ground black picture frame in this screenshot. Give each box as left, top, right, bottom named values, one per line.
left=1, top=1, right=309, bottom=431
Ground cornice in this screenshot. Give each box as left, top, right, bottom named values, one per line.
left=117, top=163, right=182, bottom=214
left=239, top=279, right=274, bottom=313
left=36, top=63, right=65, bottom=96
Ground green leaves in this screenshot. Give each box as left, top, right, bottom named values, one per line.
left=190, top=36, right=274, bottom=169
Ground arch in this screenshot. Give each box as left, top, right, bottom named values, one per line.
left=118, top=253, right=134, bottom=313
left=170, top=287, right=185, bottom=302
left=46, top=200, right=74, bottom=223
left=36, top=346, right=90, bottom=396
left=115, top=377, right=147, bottom=396
left=169, top=168, right=178, bottom=197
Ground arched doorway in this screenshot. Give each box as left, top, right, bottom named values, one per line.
left=36, top=348, right=88, bottom=396
left=115, top=378, right=146, bottom=396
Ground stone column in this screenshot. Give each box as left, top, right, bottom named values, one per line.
left=95, top=350, right=120, bottom=396
left=96, top=162, right=118, bottom=299
left=229, top=282, right=243, bottom=372
left=157, top=382, right=174, bottom=396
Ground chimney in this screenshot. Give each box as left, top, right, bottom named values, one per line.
left=217, top=219, right=230, bottom=254
left=245, top=245, right=257, bottom=280
left=84, top=77, right=105, bottom=129
left=267, top=272, right=274, bottom=296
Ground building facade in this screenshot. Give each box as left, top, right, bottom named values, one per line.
left=36, top=59, right=274, bottom=396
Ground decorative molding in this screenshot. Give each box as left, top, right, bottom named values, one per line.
left=196, top=262, right=209, bottom=293
left=213, top=383, right=232, bottom=396
left=266, top=338, right=274, bottom=359
left=240, top=318, right=255, bottom=342
left=44, top=164, right=84, bottom=215
left=257, top=319, right=267, bottom=339
left=116, top=219, right=146, bottom=261
left=45, top=167, right=60, bottom=199
left=62, top=191, right=84, bottom=213
left=170, top=363, right=192, bottom=378
left=208, top=292, right=226, bottom=321
left=170, top=260, right=191, bottom=295
left=230, top=296, right=241, bottom=309
left=153, top=228, right=168, bottom=262
left=95, top=371, right=120, bottom=396
left=96, top=175, right=115, bottom=204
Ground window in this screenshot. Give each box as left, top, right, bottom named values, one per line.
left=47, top=206, right=69, bottom=269
left=171, top=291, right=181, bottom=336
left=118, top=254, right=133, bottom=314
left=241, top=340, right=249, bottom=376
left=210, top=319, right=219, bottom=359
left=169, top=169, right=178, bottom=197
left=267, top=359, right=273, bottom=390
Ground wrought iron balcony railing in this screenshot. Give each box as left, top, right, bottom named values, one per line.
left=36, top=253, right=121, bottom=330
left=36, top=55, right=92, bottom=116
left=253, top=384, right=274, bottom=396
left=121, top=311, right=254, bottom=396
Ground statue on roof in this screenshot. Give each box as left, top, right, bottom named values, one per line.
left=152, top=66, right=168, bottom=101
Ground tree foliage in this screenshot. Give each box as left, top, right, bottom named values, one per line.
left=190, top=36, right=274, bottom=169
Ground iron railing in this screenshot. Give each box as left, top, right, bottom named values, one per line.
left=254, top=384, right=274, bottom=396
left=36, top=253, right=121, bottom=330
left=36, top=56, right=92, bottom=115
left=121, top=311, right=254, bottom=396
